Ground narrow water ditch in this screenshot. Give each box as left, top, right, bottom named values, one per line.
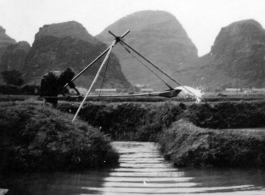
left=2, top=101, right=265, bottom=194
left=1, top=141, right=265, bottom=194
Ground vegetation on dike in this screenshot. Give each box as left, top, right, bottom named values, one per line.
left=159, top=120, right=265, bottom=168
left=188, top=101, right=265, bottom=129
left=59, top=101, right=185, bottom=141
left=59, top=100, right=265, bottom=168
left=0, top=101, right=118, bottom=173
left=2, top=99, right=265, bottom=170
left=0, top=84, right=40, bottom=95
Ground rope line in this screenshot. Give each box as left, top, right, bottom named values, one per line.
left=120, top=42, right=173, bottom=90
left=118, top=39, right=202, bottom=101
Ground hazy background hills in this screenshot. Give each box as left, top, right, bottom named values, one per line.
left=1, top=10, right=265, bottom=91
left=0, top=27, right=16, bottom=72
left=96, top=11, right=198, bottom=90
left=177, top=19, right=265, bottom=91
left=23, top=21, right=132, bottom=90
left=0, top=21, right=132, bottom=91
left=97, top=11, right=265, bottom=91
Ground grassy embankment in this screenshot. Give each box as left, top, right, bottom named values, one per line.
left=160, top=120, right=265, bottom=168
left=59, top=100, right=265, bottom=168
left=2, top=99, right=265, bottom=170
left=161, top=101, right=265, bottom=168
left=0, top=101, right=118, bottom=173
left=59, top=101, right=184, bottom=141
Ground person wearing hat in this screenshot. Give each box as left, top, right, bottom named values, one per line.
left=40, top=68, right=80, bottom=107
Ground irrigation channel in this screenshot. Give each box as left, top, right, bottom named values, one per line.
left=1, top=141, right=265, bottom=195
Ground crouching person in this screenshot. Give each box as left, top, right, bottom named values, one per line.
left=40, top=68, right=80, bottom=108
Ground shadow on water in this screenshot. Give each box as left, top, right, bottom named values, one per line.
left=0, top=168, right=114, bottom=195
left=1, top=141, right=265, bottom=194
left=179, top=167, right=265, bottom=191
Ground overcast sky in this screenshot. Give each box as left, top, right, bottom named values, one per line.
left=0, top=0, right=265, bottom=56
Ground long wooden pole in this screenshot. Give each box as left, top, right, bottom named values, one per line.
left=108, top=31, right=201, bottom=100
left=111, top=33, right=181, bottom=86
left=65, top=30, right=130, bottom=88
left=64, top=48, right=110, bottom=88
left=72, top=41, right=116, bottom=122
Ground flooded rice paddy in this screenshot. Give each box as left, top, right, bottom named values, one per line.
left=1, top=141, right=265, bottom=195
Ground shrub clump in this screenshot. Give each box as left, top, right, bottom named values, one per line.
left=0, top=101, right=118, bottom=173
left=59, top=101, right=184, bottom=141
left=58, top=100, right=265, bottom=168
left=159, top=120, right=265, bottom=168
left=188, top=101, right=265, bottom=129
left=0, top=84, right=40, bottom=95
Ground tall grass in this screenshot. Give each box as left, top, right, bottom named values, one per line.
left=189, top=101, right=265, bottom=128
left=0, top=101, right=118, bottom=173
left=159, top=120, right=265, bottom=168
left=59, top=101, right=184, bottom=141
left=59, top=100, right=265, bottom=168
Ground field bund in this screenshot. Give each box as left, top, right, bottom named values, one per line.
left=0, top=101, right=118, bottom=173
left=59, top=100, right=265, bottom=168
left=1, top=99, right=265, bottom=173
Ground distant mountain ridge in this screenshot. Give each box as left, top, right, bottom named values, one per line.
left=96, top=10, right=198, bottom=90
left=97, top=12, right=265, bottom=91
left=0, top=41, right=30, bottom=72
left=180, top=19, right=265, bottom=90
left=36, top=21, right=99, bottom=45
left=22, top=21, right=132, bottom=90
left=0, top=26, right=16, bottom=73
left=1, top=12, right=265, bottom=91
left=0, top=26, right=16, bottom=45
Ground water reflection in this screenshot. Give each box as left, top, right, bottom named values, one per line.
left=181, top=167, right=265, bottom=188
left=0, top=142, right=265, bottom=194
left=0, top=168, right=113, bottom=195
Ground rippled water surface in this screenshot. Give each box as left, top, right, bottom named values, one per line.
left=1, top=141, right=265, bottom=195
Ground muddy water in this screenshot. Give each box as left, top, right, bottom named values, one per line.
left=1, top=141, right=265, bottom=195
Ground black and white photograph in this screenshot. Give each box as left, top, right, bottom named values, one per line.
left=1, top=0, right=265, bottom=194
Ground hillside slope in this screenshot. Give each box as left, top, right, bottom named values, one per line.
left=23, top=21, right=132, bottom=90
left=177, top=19, right=265, bottom=90
left=0, top=26, right=16, bottom=72
left=96, top=11, right=198, bottom=90
left=0, top=41, right=30, bottom=72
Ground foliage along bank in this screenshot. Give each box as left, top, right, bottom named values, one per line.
left=59, top=101, right=185, bottom=141
left=59, top=100, right=265, bottom=168
left=0, top=101, right=118, bottom=173
left=159, top=120, right=265, bottom=168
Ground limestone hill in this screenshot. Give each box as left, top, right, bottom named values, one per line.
left=96, top=10, right=198, bottom=90
left=23, top=21, right=132, bottom=90
left=0, top=41, right=30, bottom=72
left=0, top=26, right=16, bottom=71
left=177, top=19, right=265, bottom=90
